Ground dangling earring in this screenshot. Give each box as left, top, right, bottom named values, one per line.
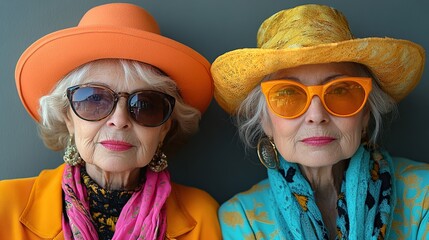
left=257, top=136, right=279, bottom=169
left=149, top=143, right=168, bottom=172
left=63, top=134, right=83, bottom=166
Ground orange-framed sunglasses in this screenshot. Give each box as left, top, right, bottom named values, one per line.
left=261, top=77, right=372, bottom=119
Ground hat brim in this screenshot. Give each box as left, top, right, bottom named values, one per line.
left=16, top=26, right=213, bottom=121
left=211, top=37, right=425, bottom=114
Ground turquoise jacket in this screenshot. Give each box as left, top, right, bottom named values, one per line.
left=219, top=157, right=429, bottom=239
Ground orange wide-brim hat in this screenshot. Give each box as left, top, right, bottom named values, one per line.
left=211, top=4, right=425, bottom=114
left=16, top=3, right=213, bottom=122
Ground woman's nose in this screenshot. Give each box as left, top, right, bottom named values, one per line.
left=304, top=96, right=330, bottom=124
left=106, top=98, right=131, bottom=129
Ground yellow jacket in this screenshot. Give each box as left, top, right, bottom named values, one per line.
left=0, top=164, right=221, bottom=239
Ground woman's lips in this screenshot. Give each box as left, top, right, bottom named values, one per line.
left=301, top=136, right=336, bottom=146
left=100, top=140, right=133, bottom=151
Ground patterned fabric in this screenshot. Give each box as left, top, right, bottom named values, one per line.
left=81, top=168, right=134, bottom=239
left=336, top=150, right=393, bottom=239
left=267, top=145, right=393, bottom=239
left=61, top=164, right=171, bottom=240
left=219, top=147, right=429, bottom=239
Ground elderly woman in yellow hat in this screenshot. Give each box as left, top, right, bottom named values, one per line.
left=0, top=3, right=220, bottom=239
left=212, top=4, right=428, bottom=240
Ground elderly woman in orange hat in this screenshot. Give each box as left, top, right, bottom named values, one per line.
left=212, top=4, right=428, bottom=240
left=0, top=3, right=220, bottom=240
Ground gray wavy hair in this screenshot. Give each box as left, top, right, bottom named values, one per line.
left=38, top=59, right=201, bottom=151
left=236, top=63, right=398, bottom=149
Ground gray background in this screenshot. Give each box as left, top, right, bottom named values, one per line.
left=0, top=0, right=428, bottom=204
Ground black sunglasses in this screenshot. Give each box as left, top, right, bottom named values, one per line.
left=66, top=84, right=176, bottom=127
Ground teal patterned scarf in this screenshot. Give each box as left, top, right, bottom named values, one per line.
left=268, top=144, right=395, bottom=239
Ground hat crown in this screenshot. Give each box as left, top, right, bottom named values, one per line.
left=257, top=4, right=353, bottom=49
left=79, top=3, right=160, bottom=34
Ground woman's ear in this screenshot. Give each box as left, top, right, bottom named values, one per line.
left=362, top=106, right=371, bottom=130
left=261, top=115, right=273, bottom=137
left=63, top=110, right=75, bottom=134
left=160, top=118, right=172, bottom=141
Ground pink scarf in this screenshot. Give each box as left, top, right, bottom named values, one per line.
left=61, top=164, right=171, bottom=240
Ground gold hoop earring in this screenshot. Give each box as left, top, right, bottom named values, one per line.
left=63, top=134, right=83, bottom=166
left=149, top=143, right=168, bottom=172
left=257, top=136, right=279, bottom=169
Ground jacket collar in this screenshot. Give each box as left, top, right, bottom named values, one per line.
left=19, top=164, right=196, bottom=239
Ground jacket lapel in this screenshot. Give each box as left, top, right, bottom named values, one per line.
left=20, top=164, right=65, bottom=239
left=165, top=183, right=197, bottom=239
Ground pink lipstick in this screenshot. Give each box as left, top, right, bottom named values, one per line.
left=301, top=136, right=335, bottom=146
left=100, top=140, right=133, bottom=151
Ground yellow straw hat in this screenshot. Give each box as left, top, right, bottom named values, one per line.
left=211, top=4, right=425, bottom=114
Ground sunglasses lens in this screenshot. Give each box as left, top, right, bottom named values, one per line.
left=324, top=81, right=366, bottom=115
left=129, top=91, right=174, bottom=127
left=70, top=86, right=115, bottom=120
left=268, top=84, right=307, bottom=118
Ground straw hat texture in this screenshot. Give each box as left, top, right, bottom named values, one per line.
left=16, top=3, right=213, bottom=121
left=211, top=4, right=425, bottom=114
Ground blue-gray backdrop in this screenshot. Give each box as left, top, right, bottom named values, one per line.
left=1, top=0, right=428, bottom=203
